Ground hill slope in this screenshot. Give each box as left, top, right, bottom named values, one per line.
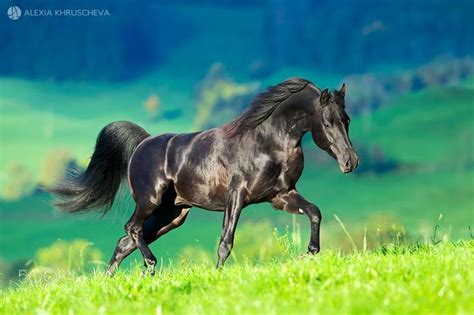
left=1, top=82, right=473, bottom=263
left=2, top=242, right=473, bottom=314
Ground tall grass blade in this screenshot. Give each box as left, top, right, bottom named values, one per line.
left=334, top=214, right=358, bottom=252
left=363, top=227, right=367, bottom=252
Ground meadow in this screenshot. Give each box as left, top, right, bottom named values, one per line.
left=0, top=71, right=473, bottom=314
left=1, top=1, right=472, bottom=313
left=2, top=241, right=473, bottom=314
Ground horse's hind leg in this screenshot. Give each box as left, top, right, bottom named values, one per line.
left=139, top=205, right=190, bottom=273
left=125, top=203, right=157, bottom=272
left=124, top=180, right=169, bottom=273
left=106, top=235, right=135, bottom=276
left=106, top=203, right=190, bottom=275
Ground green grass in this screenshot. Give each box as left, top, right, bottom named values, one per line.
left=2, top=241, right=473, bottom=314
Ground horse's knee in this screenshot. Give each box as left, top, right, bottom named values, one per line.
left=307, top=204, right=321, bottom=224
left=125, top=222, right=143, bottom=238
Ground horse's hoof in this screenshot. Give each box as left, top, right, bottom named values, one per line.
left=105, top=269, right=116, bottom=277
left=307, top=246, right=320, bottom=255
left=142, top=263, right=156, bottom=276
left=141, top=268, right=155, bottom=276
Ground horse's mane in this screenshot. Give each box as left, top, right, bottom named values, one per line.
left=224, top=78, right=310, bottom=137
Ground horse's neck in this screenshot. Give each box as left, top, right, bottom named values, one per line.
left=269, top=96, right=313, bottom=142
left=258, top=113, right=310, bottom=149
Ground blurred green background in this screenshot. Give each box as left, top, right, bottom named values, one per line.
left=0, top=0, right=473, bottom=281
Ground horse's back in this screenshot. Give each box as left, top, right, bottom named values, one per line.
left=128, top=129, right=228, bottom=209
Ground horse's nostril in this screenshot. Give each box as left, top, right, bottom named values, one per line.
left=345, top=159, right=350, bottom=168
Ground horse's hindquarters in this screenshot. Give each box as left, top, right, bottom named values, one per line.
left=128, top=133, right=175, bottom=205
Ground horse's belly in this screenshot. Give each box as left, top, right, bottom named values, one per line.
left=174, top=177, right=228, bottom=211
left=172, top=157, right=229, bottom=211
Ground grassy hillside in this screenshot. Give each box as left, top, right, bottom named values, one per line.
left=295, top=86, right=474, bottom=234
left=352, top=86, right=474, bottom=164
left=0, top=76, right=196, bottom=179
left=2, top=241, right=473, bottom=314
left=0, top=77, right=473, bottom=266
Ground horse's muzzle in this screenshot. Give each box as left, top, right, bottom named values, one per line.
left=339, top=151, right=359, bottom=173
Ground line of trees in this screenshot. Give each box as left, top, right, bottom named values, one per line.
left=1, top=0, right=472, bottom=81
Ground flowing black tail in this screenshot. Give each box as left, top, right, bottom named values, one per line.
left=49, top=121, right=150, bottom=213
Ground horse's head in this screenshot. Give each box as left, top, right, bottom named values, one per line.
left=311, top=84, right=359, bottom=173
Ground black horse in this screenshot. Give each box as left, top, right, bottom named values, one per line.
left=50, top=78, right=359, bottom=275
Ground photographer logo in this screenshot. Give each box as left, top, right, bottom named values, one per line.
left=7, top=6, right=21, bottom=20
left=6, top=6, right=110, bottom=19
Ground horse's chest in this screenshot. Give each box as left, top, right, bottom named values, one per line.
left=277, top=147, right=304, bottom=187
left=247, top=147, right=303, bottom=201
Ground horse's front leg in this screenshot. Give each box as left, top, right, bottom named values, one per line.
left=216, top=186, right=247, bottom=268
left=272, top=189, right=322, bottom=254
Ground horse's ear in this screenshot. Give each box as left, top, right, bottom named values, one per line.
left=340, top=83, right=346, bottom=96
left=320, top=89, right=330, bottom=105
